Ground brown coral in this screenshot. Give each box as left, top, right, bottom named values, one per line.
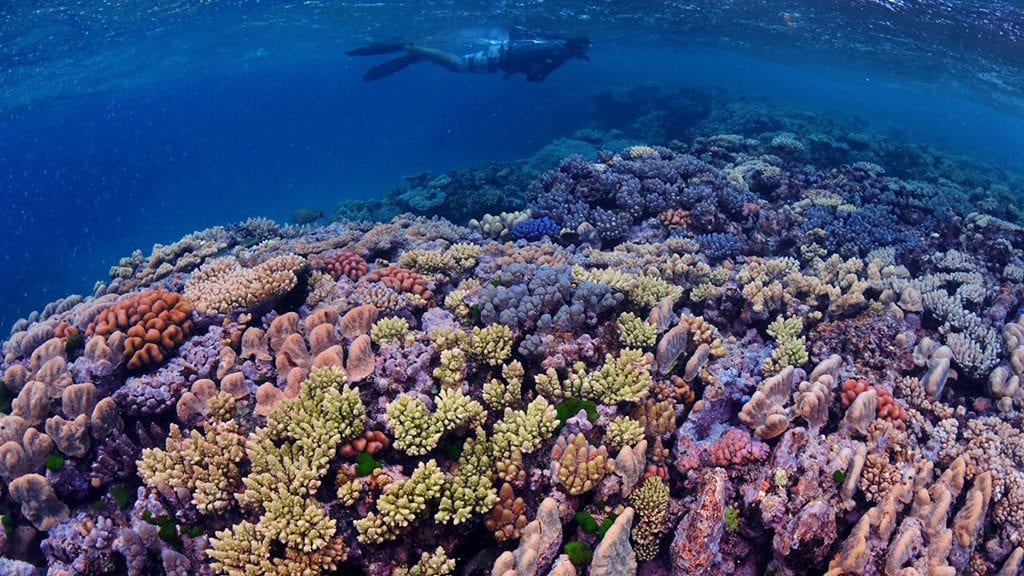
left=339, top=430, right=390, bottom=458
left=659, top=209, right=691, bottom=229
left=486, top=482, right=529, bottom=542
left=87, top=289, right=192, bottom=371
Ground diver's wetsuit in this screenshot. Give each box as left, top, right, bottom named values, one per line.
left=445, top=38, right=583, bottom=81
left=349, top=31, right=590, bottom=82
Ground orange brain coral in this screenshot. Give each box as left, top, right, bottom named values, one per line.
left=87, top=289, right=192, bottom=371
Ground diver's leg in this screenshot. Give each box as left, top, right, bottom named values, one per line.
left=403, top=46, right=464, bottom=72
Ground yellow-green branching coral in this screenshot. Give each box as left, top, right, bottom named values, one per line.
left=689, top=282, right=717, bottom=303
left=616, top=312, right=657, bottom=349
left=550, top=432, right=610, bottom=495
left=737, top=257, right=800, bottom=315
left=534, top=362, right=600, bottom=403
left=393, top=546, right=456, bottom=576
left=492, top=396, right=559, bottom=463
left=433, top=348, right=467, bottom=389
left=483, top=360, right=524, bottom=412
left=446, top=243, right=480, bottom=272
left=536, top=350, right=653, bottom=405
left=261, top=487, right=338, bottom=552
left=355, top=460, right=445, bottom=544
left=385, top=394, right=443, bottom=456
left=204, top=367, right=359, bottom=576
left=208, top=519, right=349, bottom=576
left=240, top=432, right=327, bottom=509
left=138, top=415, right=247, bottom=514
left=434, top=388, right=486, bottom=432
left=264, top=366, right=365, bottom=455
left=468, top=324, right=514, bottom=366
left=628, top=476, right=670, bottom=561
left=371, top=317, right=410, bottom=345
left=762, top=315, right=808, bottom=376
left=442, top=281, right=480, bottom=320
left=436, top=432, right=497, bottom=525
left=428, top=326, right=469, bottom=351
left=399, top=249, right=457, bottom=275
left=605, top=416, right=645, bottom=453
left=137, top=393, right=243, bottom=512
left=572, top=266, right=682, bottom=308
left=589, top=348, right=654, bottom=403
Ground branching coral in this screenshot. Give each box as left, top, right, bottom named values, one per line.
left=550, top=432, right=611, bottom=495
left=186, top=254, right=306, bottom=315
left=355, top=460, right=446, bottom=544
left=629, top=476, right=670, bottom=561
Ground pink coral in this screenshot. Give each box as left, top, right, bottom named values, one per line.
left=677, top=426, right=770, bottom=472
left=317, top=250, right=368, bottom=281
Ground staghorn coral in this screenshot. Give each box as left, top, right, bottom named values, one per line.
left=394, top=547, right=457, bottom=576
left=371, top=317, right=411, bottom=345
left=762, top=315, right=808, bottom=376
left=138, top=395, right=247, bottom=514
left=355, top=460, right=446, bottom=544
left=616, top=312, right=657, bottom=349
left=468, top=324, right=515, bottom=366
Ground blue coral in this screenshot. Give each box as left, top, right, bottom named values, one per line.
left=698, top=232, right=742, bottom=260
left=510, top=217, right=560, bottom=241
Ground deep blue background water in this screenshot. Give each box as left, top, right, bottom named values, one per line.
left=2, top=1, right=1024, bottom=333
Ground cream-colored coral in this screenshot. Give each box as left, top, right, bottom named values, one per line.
left=186, top=254, right=306, bottom=315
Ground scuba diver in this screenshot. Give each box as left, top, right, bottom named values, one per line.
left=347, top=27, right=591, bottom=82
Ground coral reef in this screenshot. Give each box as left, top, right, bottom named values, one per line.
left=3, top=133, right=1024, bottom=576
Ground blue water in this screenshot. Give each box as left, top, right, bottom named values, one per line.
left=2, top=0, right=1024, bottom=332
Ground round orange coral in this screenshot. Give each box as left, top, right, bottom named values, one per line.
left=87, top=289, right=192, bottom=371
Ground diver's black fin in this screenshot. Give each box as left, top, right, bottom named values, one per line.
left=362, top=54, right=421, bottom=81
left=346, top=43, right=408, bottom=57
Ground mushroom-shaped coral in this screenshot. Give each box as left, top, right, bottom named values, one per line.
left=9, top=474, right=69, bottom=531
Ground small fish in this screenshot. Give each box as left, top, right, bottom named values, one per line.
left=290, top=208, right=324, bottom=225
